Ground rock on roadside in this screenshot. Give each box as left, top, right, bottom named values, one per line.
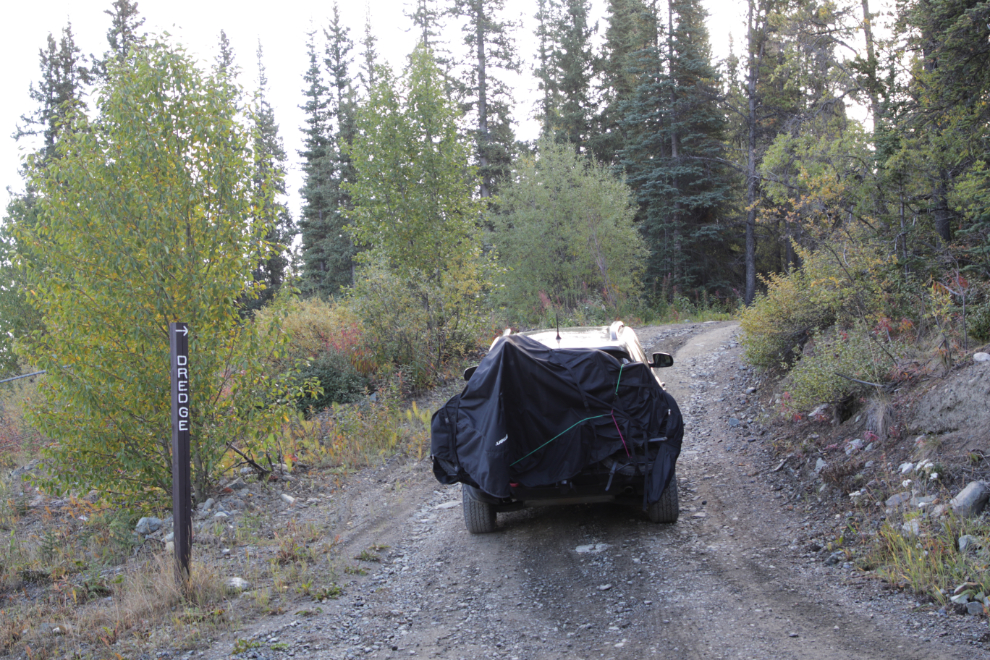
left=950, top=482, right=990, bottom=518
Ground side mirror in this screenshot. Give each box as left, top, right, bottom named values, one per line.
left=650, top=352, right=674, bottom=368
left=463, top=366, right=477, bottom=381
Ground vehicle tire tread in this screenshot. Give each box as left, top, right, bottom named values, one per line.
left=462, top=485, right=497, bottom=533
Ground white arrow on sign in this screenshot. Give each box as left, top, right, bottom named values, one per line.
left=177, top=326, right=188, bottom=337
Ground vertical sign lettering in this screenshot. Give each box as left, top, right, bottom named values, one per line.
left=170, top=322, right=191, bottom=583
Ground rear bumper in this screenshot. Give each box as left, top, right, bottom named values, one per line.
left=464, top=469, right=647, bottom=513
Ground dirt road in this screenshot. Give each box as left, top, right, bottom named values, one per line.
left=215, top=322, right=981, bottom=660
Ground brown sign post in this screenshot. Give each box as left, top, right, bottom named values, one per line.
left=170, top=322, right=192, bottom=583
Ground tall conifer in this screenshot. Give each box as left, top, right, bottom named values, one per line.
left=450, top=0, right=519, bottom=197
left=298, top=30, right=335, bottom=297
left=321, top=5, right=359, bottom=290
left=619, top=0, right=733, bottom=295
left=16, top=24, right=91, bottom=165
left=244, top=44, right=294, bottom=312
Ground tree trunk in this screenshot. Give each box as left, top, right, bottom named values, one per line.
left=667, top=0, right=681, bottom=284
left=933, top=169, right=952, bottom=244
left=473, top=1, right=491, bottom=199
left=744, top=0, right=759, bottom=305
left=860, top=0, right=881, bottom=126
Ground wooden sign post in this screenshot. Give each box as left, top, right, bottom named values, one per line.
left=170, top=322, right=192, bottom=584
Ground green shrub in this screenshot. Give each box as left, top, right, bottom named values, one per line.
left=295, top=351, right=366, bottom=414
left=741, top=266, right=836, bottom=370
left=347, top=259, right=489, bottom=391
left=741, top=240, right=901, bottom=370
left=491, top=139, right=646, bottom=322
left=970, top=300, right=990, bottom=343
left=258, top=298, right=375, bottom=414
left=781, top=323, right=906, bottom=412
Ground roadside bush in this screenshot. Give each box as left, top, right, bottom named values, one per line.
left=740, top=265, right=836, bottom=370
left=347, top=259, right=490, bottom=391
left=780, top=323, right=907, bottom=412
left=259, top=298, right=371, bottom=414
left=282, top=378, right=429, bottom=469
left=741, top=240, right=901, bottom=370
left=272, top=298, right=374, bottom=374
left=970, top=299, right=990, bottom=343
left=294, top=351, right=366, bottom=413
left=492, top=139, right=646, bottom=323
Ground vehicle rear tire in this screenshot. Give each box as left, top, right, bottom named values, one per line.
left=462, top=484, right=497, bottom=533
left=647, top=472, right=678, bottom=523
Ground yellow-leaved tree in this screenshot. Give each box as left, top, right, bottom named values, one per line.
left=16, top=39, right=301, bottom=506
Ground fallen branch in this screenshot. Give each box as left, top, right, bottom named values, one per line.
left=834, top=372, right=886, bottom=389
left=226, top=444, right=269, bottom=475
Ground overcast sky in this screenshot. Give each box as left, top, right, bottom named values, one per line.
left=0, top=0, right=747, bottom=220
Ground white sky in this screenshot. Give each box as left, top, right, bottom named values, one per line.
left=0, top=0, right=746, bottom=220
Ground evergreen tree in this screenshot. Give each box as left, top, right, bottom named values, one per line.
left=244, top=43, right=294, bottom=313
left=298, top=7, right=360, bottom=298
left=298, top=30, right=335, bottom=297
left=532, top=0, right=597, bottom=150
left=359, top=7, right=380, bottom=95
left=592, top=0, right=652, bottom=165
left=450, top=0, right=520, bottom=197
left=894, top=0, right=990, bottom=246
left=619, top=0, right=733, bottom=296
left=555, top=0, right=597, bottom=150
left=16, top=24, right=91, bottom=165
left=97, top=0, right=145, bottom=75
left=3, top=23, right=90, bottom=367
left=215, top=30, right=236, bottom=80
left=407, top=0, right=447, bottom=48
left=533, top=0, right=563, bottom=136
left=321, top=4, right=359, bottom=289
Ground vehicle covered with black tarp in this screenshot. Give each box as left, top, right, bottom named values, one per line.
left=431, top=322, right=683, bottom=533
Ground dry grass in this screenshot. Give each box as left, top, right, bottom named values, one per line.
left=867, top=514, right=990, bottom=606
left=2, top=553, right=231, bottom=659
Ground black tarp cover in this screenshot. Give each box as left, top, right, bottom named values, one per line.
left=431, top=334, right=683, bottom=503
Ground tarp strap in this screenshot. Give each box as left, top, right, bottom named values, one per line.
left=611, top=410, right=630, bottom=457
left=510, top=413, right=609, bottom=466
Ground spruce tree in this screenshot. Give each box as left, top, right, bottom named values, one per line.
left=16, top=24, right=91, bottom=165
left=359, top=8, right=379, bottom=95
left=619, top=0, right=733, bottom=296
left=533, top=0, right=563, bottom=136
left=555, top=0, right=597, bottom=151
left=215, top=30, right=236, bottom=79
left=450, top=0, right=519, bottom=197
left=4, top=24, right=90, bottom=367
left=298, top=30, right=335, bottom=297
left=407, top=0, right=446, bottom=48
left=321, top=4, right=359, bottom=290
left=593, top=0, right=652, bottom=165
left=244, top=43, right=294, bottom=312
left=532, top=0, right=597, bottom=150
left=97, top=0, right=145, bottom=76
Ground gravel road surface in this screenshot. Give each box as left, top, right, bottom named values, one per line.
left=211, top=322, right=983, bottom=660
